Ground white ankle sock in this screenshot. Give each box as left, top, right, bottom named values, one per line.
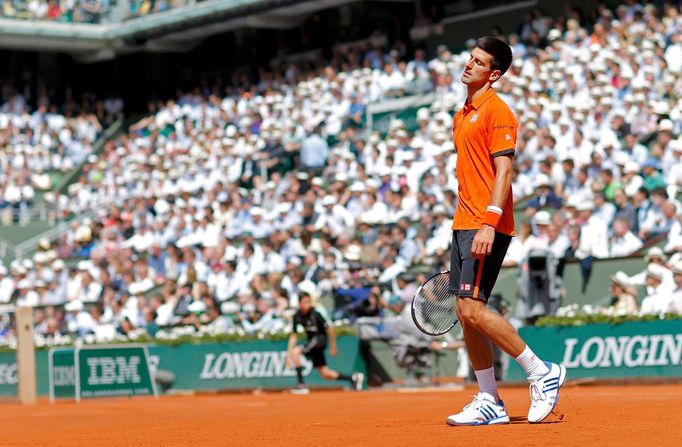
left=474, top=367, right=498, bottom=401
left=515, top=345, right=550, bottom=381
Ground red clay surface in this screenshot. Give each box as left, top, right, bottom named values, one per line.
left=1, top=384, right=681, bottom=446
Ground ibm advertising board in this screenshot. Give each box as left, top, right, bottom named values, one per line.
left=507, top=320, right=682, bottom=380
left=75, top=345, right=157, bottom=401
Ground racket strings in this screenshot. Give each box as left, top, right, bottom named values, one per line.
left=412, top=272, right=458, bottom=335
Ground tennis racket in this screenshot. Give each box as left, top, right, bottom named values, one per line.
left=411, top=271, right=459, bottom=336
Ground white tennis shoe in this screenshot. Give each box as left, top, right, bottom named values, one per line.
left=352, top=372, right=365, bottom=391
left=446, top=392, right=510, bottom=426
left=527, top=362, right=567, bottom=423
left=290, top=385, right=310, bottom=395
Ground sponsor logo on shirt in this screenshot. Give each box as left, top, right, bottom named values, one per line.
left=470, top=114, right=479, bottom=123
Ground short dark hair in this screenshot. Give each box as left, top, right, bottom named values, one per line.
left=476, top=36, right=513, bottom=75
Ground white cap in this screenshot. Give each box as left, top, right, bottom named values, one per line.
left=646, top=263, right=667, bottom=281
left=659, top=119, right=674, bottom=132
left=349, top=182, right=366, bottom=193
left=565, top=195, right=581, bottom=208
left=610, top=270, right=631, bottom=289
left=534, top=210, right=552, bottom=225
left=534, top=173, right=551, bottom=188
left=432, top=204, right=447, bottom=215
left=671, top=260, right=682, bottom=275
left=276, top=202, right=292, bottom=214
left=65, top=300, right=84, bottom=312
left=344, top=245, right=362, bottom=261
left=670, top=139, right=682, bottom=152
left=322, top=196, right=336, bottom=206
left=624, top=161, right=640, bottom=173
left=645, top=246, right=667, bottom=262
left=334, top=172, right=349, bottom=183
left=576, top=201, right=594, bottom=212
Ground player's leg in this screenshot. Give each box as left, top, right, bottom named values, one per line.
left=450, top=231, right=499, bottom=396
left=456, top=232, right=567, bottom=423
left=446, top=231, right=509, bottom=426
left=288, top=346, right=308, bottom=393
left=315, top=351, right=364, bottom=390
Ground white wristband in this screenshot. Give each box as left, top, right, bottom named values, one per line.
left=486, top=205, right=503, bottom=216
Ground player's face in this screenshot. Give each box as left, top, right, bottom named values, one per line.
left=462, top=47, right=501, bottom=87
left=299, top=297, right=312, bottom=314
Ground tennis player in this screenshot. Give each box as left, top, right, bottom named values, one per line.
left=445, top=36, right=566, bottom=425
left=286, top=293, right=364, bottom=393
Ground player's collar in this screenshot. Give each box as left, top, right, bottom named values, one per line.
left=465, top=87, right=496, bottom=112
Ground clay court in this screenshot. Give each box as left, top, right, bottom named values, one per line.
left=1, top=384, right=680, bottom=446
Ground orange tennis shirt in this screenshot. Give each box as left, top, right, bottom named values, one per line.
left=451, top=88, right=516, bottom=236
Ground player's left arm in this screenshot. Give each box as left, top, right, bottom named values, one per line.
left=326, top=323, right=337, bottom=357
left=472, top=154, right=513, bottom=257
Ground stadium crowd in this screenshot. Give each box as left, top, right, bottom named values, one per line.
left=1, top=0, right=113, bottom=23
left=0, top=84, right=109, bottom=223
left=0, top=0, right=193, bottom=23
left=2, top=1, right=682, bottom=345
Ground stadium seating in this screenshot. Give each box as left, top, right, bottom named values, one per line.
left=0, top=88, right=105, bottom=229
left=0, top=0, right=193, bottom=23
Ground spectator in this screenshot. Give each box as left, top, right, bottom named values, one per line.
left=607, top=271, right=638, bottom=316
left=639, top=188, right=676, bottom=241
left=525, top=174, right=563, bottom=216
left=609, top=216, right=643, bottom=257
left=612, top=188, right=637, bottom=230
left=300, top=126, right=329, bottom=174
left=575, top=201, right=609, bottom=259
left=629, top=247, right=675, bottom=292
left=670, top=261, right=682, bottom=315
left=640, top=264, right=675, bottom=315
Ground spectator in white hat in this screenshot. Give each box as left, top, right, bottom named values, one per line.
left=0, top=266, right=14, bottom=304
left=511, top=164, right=533, bottom=200
left=664, top=211, right=682, bottom=254
left=425, top=204, right=453, bottom=256
left=546, top=220, right=570, bottom=260
left=525, top=173, right=563, bottom=216
left=607, top=271, right=638, bottom=316
left=314, top=195, right=355, bottom=238
left=640, top=263, right=675, bottom=315
left=670, top=261, right=682, bottom=315
left=503, top=220, right=538, bottom=267
left=574, top=200, right=609, bottom=259
left=629, top=247, right=675, bottom=291
left=621, top=161, right=644, bottom=197
left=244, top=208, right=271, bottom=239
left=665, top=139, right=682, bottom=199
